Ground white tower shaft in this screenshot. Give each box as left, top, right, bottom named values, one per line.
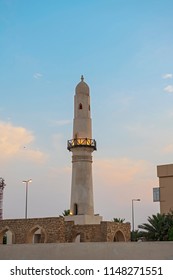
left=71, top=147, right=94, bottom=215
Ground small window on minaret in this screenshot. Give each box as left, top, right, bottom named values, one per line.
left=89, top=105, right=90, bottom=111
left=79, top=103, right=83, bottom=110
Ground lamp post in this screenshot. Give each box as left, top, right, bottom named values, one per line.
left=132, top=198, right=140, bottom=241
left=23, top=179, right=32, bottom=219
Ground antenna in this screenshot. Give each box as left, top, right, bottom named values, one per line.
left=0, top=178, right=6, bottom=220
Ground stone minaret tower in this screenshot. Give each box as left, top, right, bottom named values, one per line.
left=67, top=76, right=102, bottom=224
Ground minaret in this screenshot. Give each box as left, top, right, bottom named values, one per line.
left=66, top=76, right=102, bottom=224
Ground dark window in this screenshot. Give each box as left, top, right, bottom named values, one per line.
left=74, top=203, right=78, bottom=215
left=79, top=103, right=82, bottom=109
left=89, top=105, right=90, bottom=111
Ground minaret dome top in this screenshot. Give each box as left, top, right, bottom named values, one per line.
left=75, top=75, right=89, bottom=95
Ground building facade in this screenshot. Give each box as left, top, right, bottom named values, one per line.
left=157, top=164, right=173, bottom=214
left=0, top=217, right=131, bottom=244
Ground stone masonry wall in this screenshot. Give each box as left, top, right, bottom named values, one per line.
left=0, top=217, right=65, bottom=244
left=65, top=223, right=102, bottom=242
left=101, top=222, right=131, bottom=242
left=0, top=217, right=131, bottom=244
left=65, top=221, right=131, bottom=242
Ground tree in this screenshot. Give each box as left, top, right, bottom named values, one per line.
left=138, top=212, right=173, bottom=241
left=0, top=178, right=6, bottom=189
left=112, top=218, right=125, bottom=223
left=61, top=209, right=70, bottom=216
left=168, top=227, right=173, bottom=241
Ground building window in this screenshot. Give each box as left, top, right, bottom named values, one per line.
left=74, top=203, right=78, bottom=215
left=89, top=105, right=90, bottom=111
left=79, top=103, right=83, bottom=109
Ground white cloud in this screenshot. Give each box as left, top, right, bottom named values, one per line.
left=33, top=73, right=43, bottom=79
left=164, top=85, right=173, bottom=93
left=50, top=120, right=72, bottom=126
left=52, top=133, right=66, bottom=154
left=168, top=111, right=173, bottom=117
left=162, top=144, right=173, bottom=154
left=162, top=73, right=173, bottom=79
left=0, top=121, right=47, bottom=163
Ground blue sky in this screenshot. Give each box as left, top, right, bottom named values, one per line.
left=1, top=0, right=173, bottom=227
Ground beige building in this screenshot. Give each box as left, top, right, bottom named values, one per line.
left=157, top=164, right=173, bottom=214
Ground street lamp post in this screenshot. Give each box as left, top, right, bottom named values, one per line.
left=132, top=198, right=140, bottom=241
left=23, top=179, right=32, bottom=219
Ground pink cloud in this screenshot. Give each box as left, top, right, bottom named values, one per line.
left=0, top=121, right=47, bottom=164
left=93, top=157, right=159, bottom=224
left=93, top=157, right=158, bottom=205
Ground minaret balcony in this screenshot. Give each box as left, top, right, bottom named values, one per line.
left=67, top=138, right=97, bottom=151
